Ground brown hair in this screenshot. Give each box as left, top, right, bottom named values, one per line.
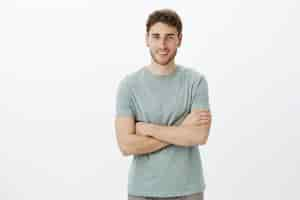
left=146, top=9, right=182, bottom=35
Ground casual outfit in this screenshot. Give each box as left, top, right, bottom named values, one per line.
left=116, top=65, right=210, bottom=199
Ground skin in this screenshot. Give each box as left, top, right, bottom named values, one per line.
left=145, top=22, right=182, bottom=75
left=137, top=110, right=212, bottom=137
left=135, top=110, right=211, bottom=147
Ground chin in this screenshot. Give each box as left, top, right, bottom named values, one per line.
left=154, top=56, right=171, bottom=65
left=155, top=60, right=170, bottom=65
left=150, top=50, right=176, bottom=66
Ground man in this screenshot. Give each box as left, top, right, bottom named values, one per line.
left=115, top=9, right=212, bottom=200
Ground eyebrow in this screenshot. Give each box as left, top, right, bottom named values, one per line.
left=151, top=33, right=176, bottom=37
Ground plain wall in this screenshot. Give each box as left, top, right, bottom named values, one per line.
left=0, top=0, right=299, bottom=199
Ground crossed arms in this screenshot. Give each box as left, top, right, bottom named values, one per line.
left=115, top=109, right=212, bottom=156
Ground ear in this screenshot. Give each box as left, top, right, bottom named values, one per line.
left=177, top=33, right=183, bottom=47
left=145, top=33, right=150, bottom=47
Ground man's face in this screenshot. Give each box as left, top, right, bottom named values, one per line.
left=146, top=22, right=182, bottom=66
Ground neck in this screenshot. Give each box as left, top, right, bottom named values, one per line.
left=146, top=60, right=176, bottom=76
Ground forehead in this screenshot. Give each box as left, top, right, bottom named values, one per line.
left=148, top=22, right=178, bottom=35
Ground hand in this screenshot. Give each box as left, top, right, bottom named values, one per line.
left=181, top=110, right=212, bottom=127
left=136, top=122, right=156, bottom=137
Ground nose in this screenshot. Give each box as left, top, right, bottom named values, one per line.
left=158, top=38, right=167, bottom=48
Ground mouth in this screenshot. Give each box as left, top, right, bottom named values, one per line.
left=158, top=52, right=169, bottom=56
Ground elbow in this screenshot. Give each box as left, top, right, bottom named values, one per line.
left=119, top=146, right=128, bottom=156
left=186, top=139, right=207, bottom=147
left=187, top=132, right=209, bottom=146
left=117, top=135, right=133, bottom=156
left=196, top=127, right=209, bottom=146
left=189, top=138, right=207, bottom=146
left=120, top=146, right=133, bottom=157
left=199, top=132, right=209, bottom=145
left=121, top=150, right=131, bottom=156
left=182, top=126, right=209, bottom=146
left=200, top=137, right=208, bottom=145
left=118, top=143, right=132, bottom=157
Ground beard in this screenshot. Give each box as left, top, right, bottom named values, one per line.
left=150, top=49, right=177, bottom=66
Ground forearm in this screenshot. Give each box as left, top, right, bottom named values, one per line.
left=122, top=133, right=170, bottom=156
left=149, top=124, right=209, bottom=147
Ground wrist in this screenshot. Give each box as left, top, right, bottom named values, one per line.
left=149, top=124, right=161, bottom=137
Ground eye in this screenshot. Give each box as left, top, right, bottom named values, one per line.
left=167, top=36, right=175, bottom=40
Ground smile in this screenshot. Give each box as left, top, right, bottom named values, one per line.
left=158, top=52, right=168, bottom=55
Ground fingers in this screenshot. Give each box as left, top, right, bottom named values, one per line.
left=198, top=111, right=211, bottom=116
left=196, top=111, right=212, bottom=125
left=182, top=111, right=212, bottom=126
left=193, top=110, right=211, bottom=116
left=193, top=111, right=211, bottom=120
left=199, top=120, right=210, bottom=125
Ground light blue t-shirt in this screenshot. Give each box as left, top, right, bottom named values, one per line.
left=115, top=65, right=210, bottom=197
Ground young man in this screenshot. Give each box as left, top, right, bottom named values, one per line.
left=115, top=9, right=212, bottom=200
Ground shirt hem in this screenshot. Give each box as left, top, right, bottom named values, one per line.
left=128, top=184, right=206, bottom=198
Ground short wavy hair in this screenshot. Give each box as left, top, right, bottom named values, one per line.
left=146, top=9, right=182, bottom=36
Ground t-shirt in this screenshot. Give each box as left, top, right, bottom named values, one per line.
left=115, top=64, right=210, bottom=197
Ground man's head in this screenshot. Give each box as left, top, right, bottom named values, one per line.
left=145, top=9, right=183, bottom=66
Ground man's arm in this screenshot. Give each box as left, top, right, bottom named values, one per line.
left=115, top=116, right=170, bottom=156
left=115, top=110, right=211, bottom=156
left=136, top=109, right=211, bottom=147
left=114, top=111, right=197, bottom=156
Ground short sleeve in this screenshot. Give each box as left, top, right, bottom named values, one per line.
left=115, top=77, right=135, bottom=118
left=191, top=75, right=210, bottom=111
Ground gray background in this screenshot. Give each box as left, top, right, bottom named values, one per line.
left=0, top=0, right=299, bottom=199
